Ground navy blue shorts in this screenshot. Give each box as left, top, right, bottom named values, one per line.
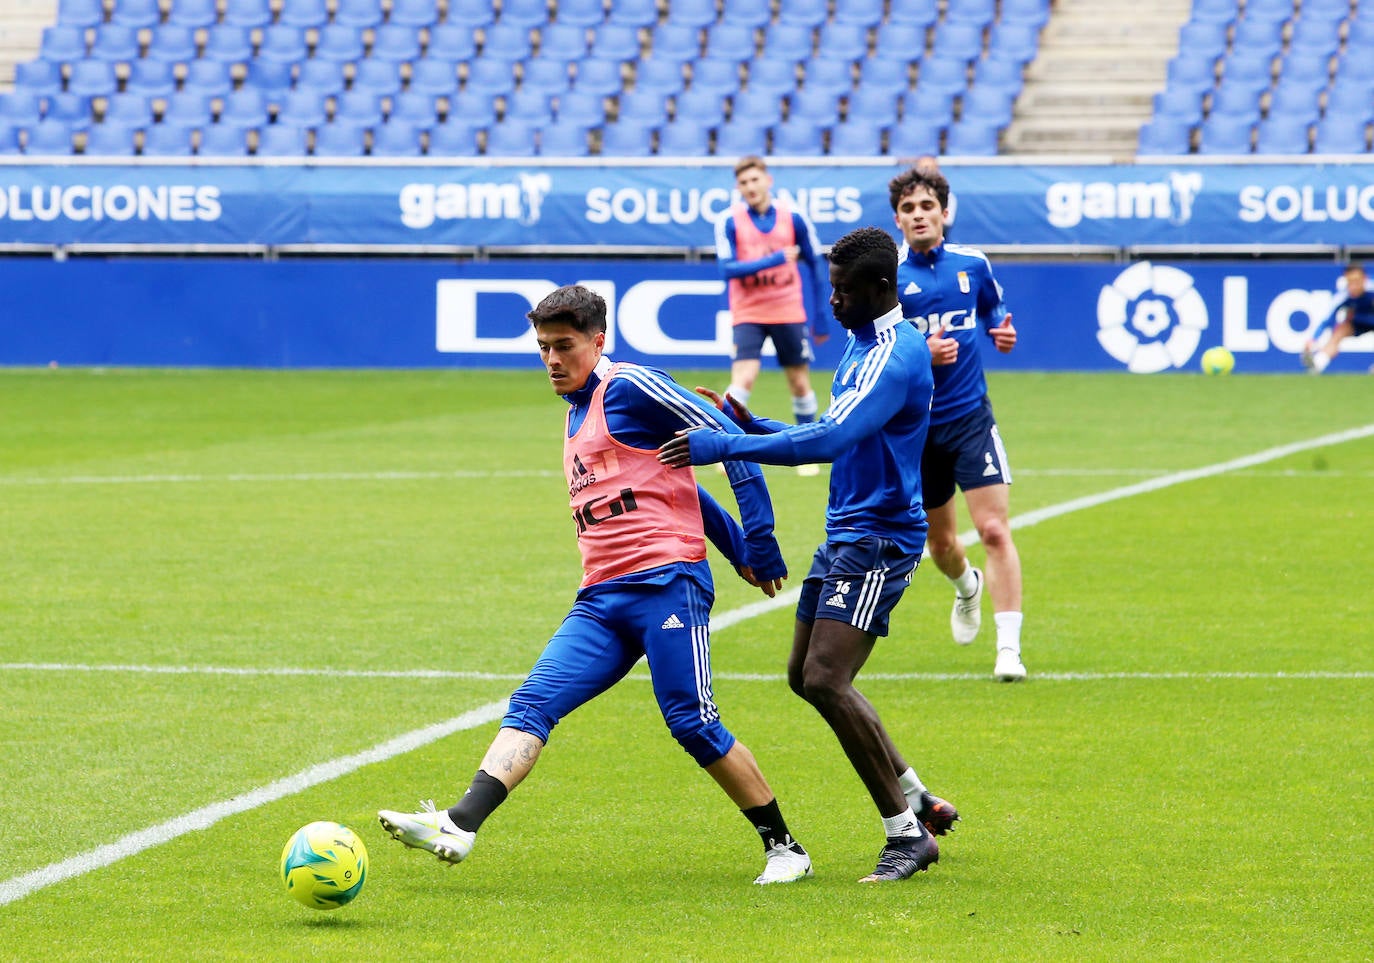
left=732, top=321, right=814, bottom=367
left=795, top=536, right=919, bottom=638
left=503, top=561, right=736, bottom=768
left=922, top=399, right=1013, bottom=510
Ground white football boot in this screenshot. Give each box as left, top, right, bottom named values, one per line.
left=994, top=647, right=1027, bottom=682
left=378, top=800, right=475, bottom=865
left=950, top=567, right=983, bottom=645
left=754, top=840, right=814, bottom=885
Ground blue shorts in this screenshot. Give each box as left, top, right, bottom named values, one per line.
left=795, top=536, right=919, bottom=638
left=922, top=399, right=1012, bottom=509
left=732, top=321, right=814, bottom=367
left=503, top=561, right=736, bottom=768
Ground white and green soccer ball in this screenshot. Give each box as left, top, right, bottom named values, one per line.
left=280, top=821, right=368, bottom=910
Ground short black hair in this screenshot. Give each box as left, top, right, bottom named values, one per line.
left=526, top=284, right=607, bottom=334
left=888, top=166, right=950, bottom=212
left=827, top=226, right=898, bottom=280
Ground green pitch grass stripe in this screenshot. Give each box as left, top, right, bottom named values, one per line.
left=0, top=700, right=508, bottom=909
left=0, top=469, right=563, bottom=486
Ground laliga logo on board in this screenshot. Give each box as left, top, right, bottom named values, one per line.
left=1096, top=262, right=1208, bottom=373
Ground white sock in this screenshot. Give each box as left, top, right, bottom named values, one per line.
left=995, top=611, right=1023, bottom=653
left=792, top=391, right=818, bottom=424
left=950, top=561, right=979, bottom=597
left=725, top=384, right=751, bottom=406
left=881, top=807, right=924, bottom=839
left=897, top=767, right=927, bottom=799
left=1313, top=353, right=1330, bottom=372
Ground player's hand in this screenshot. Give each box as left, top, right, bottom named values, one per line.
left=927, top=325, right=959, bottom=366
left=694, top=386, right=751, bottom=425
left=658, top=430, right=694, bottom=468
left=782, top=245, right=800, bottom=263
left=991, top=314, right=1016, bottom=353
left=736, top=565, right=785, bottom=598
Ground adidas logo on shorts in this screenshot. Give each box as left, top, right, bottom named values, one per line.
left=825, top=593, right=847, bottom=609
left=661, top=614, right=685, bottom=629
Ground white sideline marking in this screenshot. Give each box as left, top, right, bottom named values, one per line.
left=0, top=700, right=508, bottom=909
left=0, top=469, right=562, bottom=486
left=2, top=422, right=1372, bottom=907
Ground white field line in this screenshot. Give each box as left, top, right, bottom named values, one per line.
left=2, top=422, right=1372, bottom=908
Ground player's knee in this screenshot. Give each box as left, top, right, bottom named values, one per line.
left=671, top=719, right=736, bottom=767
left=501, top=699, right=557, bottom=745
left=799, top=666, right=845, bottom=711
left=977, top=519, right=1013, bottom=553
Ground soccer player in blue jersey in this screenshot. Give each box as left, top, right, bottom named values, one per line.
left=715, top=155, right=831, bottom=475
left=660, top=227, right=959, bottom=883
left=889, top=166, right=1027, bottom=682
left=380, top=285, right=813, bottom=886
left=1302, top=264, right=1374, bottom=373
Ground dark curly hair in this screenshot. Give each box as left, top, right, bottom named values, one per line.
left=526, top=284, right=608, bottom=334
left=888, top=166, right=950, bottom=212
left=827, top=226, right=898, bottom=280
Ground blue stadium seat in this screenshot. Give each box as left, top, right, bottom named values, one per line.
left=1287, top=16, right=1343, bottom=58
left=986, top=20, right=1042, bottom=64
left=408, top=58, right=461, bottom=97
left=860, top=58, right=913, bottom=91
left=887, top=118, right=944, bottom=156
left=182, top=59, right=234, bottom=97
left=14, top=60, right=64, bottom=98
left=110, top=0, right=161, bottom=29
left=1243, top=0, right=1297, bottom=23
left=143, top=26, right=197, bottom=64
left=972, top=57, right=1025, bottom=93
left=689, top=58, right=743, bottom=96
left=505, top=88, right=554, bottom=125
left=312, top=122, right=368, bottom=155
left=998, top=0, right=1051, bottom=28
left=553, top=0, right=608, bottom=28
left=244, top=60, right=294, bottom=99
left=649, top=23, right=700, bottom=63
left=218, top=88, right=270, bottom=127
left=847, top=85, right=900, bottom=128
left=788, top=87, right=842, bottom=128
left=371, top=121, right=423, bottom=156
left=1267, top=83, right=1322, bottom=124
left=828, top=119, right=884, bottom=156
left=1323, top=82, right=1374, bottom=125
left=634, top=59, right=686, bottom=95
left=605, top=0, right=658, bottom=29
left=719, top=0, right=771, bottom=29
left=832, top=0, right=886, bottom=28
left=41, top=25, right=88, bottom=62
left=770, top=118, right=825, bottom=155
left=256, top=124, right=310, bottom=155
left=1153, top=86, right=1206, bottom=126
left=426, top=119, right=481, bottom=155
left=1254, top=114, right=1312, bottom=153
left=946, top=0, right=997, bottom=27
left=903, top=87, right=956, bottom=127
left=353, top=60, right=405, bottom=98
left=334, top=90, right=384, bottom=127
left=445, top=0, right=497, bottom=29
left=661, top=0, right=716, bottom=29
left=944, top=118, right=1000, bottom=155
left=714, top=118, right=767, bottom=156
left=1166, top=53, right=1220, bottom=98
left=447, top=90, right=499, bottom=127
left=1345, top=14, right=1374, bottom=51
left=1332, top=50, right=1374, bottom=90
left=616, top=90, right=670, bottom=126
left=291, top=59, right=345, bottom=96
left=57, top=0, right=105, bottom=29
left=521, top=57, right=575, bottom=95
left=88, top=24, right=139, bottom=62
left=704, top=23, right=757, bottom=63
left=730, top=88, right=784, bottom=127
left=555, top=90, right=606, bottom=129
left=162, top=91, right=214, bottom=127
left=599, top=119, right=655, bottom=155
left=800, top=57, right=853, bottom=92
left=674, top=88, right=728, bottom=125
left=333, top=0, right=385, bottom=29
left=103, top=92, right=154, bottom=128
left=425, top=23, right=479, bottom=60
left=538, top=123, right=590, bottom=155
left=1276, top=54, right=1334, bottom=96
left=655, top=119, right=712, bottom=155
left=815, top=22, right=870, bottom=62
left=571, top=57, right=625, bottom=97
left=929, top=21, right=986, bottom=63
left=313, top=24, right=366, bottom=62
left=142, top=123, right=197, bottom=156
left=484, top=119, right=538, bottom=155
left=916, top=57, right=970, bottom=99
left=0, top=122, right=20, bottom=154
left=277, top=0, right=330, bottom=28
left=1301, top=0, right=1354, bottom=21
left=870, top=22, right=927, bottom=63
left=1136, top=116, right=1195, bottom=155
left=590, top=23, right=642, bottom=61
left=67, top=60, right=118, bottom=98
left=1220, top=51, right=1277, bottom=95
left=1208, top=84, right=1263, bottom=123
left=1197, top=114, right=1254, bottom=153
left=1231, top=16, right=1286, bottom=58
left=483, top=23, right=535, bottom=61
left=197, top=123, right=251, bottom=155
left=45, top=92, right=91, bottom=131
left=276, top=89, right=329, bottom=128
left=465, top=57, right=520, bottom=97
left=540, top=22, right=591, bottom=59
left=255, top=25, right=307, bottom=65
left=388, top=92, right=440, bottom=130
left=371, top=25, right=423, bottom=63
left=0, top=93, right=43, bottom=128
left=389, top=0, right=441, bottom=28
left=166, top=0, right=219, bottom=28
left=24, top=119, right=75, bottom=153
left=126, top=59, right=177, bottom=97
left=221, top=0, right=273, bottom=28
left=1312, top=118, right=1369, bottom=154
left=500, top=0, right=549, bottom=27
left=759, top=23, right=815, bottom=62
left=959, top=85, right=1017, bottom=128
left=201, top=27, right=255, bottom=63
left=744, top=58, right=797, bottom=97
left=1189, top=0, right=1242, bottom=25
left=776, top=0, right=828, bottom=30
left=82, top=121, right=137, bottom=154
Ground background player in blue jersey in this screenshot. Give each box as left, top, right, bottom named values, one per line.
left=715, top=156, right=831, bottom=475
left=660, top=227, right=959, bottom=883
left=888, top=166, right=1027, bottom=683
left=1302, top=264, right=1374, bottom=374
left=380, top=285, right=814, bottom=886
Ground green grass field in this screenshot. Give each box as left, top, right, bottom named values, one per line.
left=2, top=366, right=1372, bottom=962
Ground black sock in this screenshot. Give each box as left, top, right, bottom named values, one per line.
left=742, top=799, right=801, bottom=853
left=446, top=770, right=509, bottom=833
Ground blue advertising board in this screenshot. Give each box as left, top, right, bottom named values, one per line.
left=2, top=257, right=1365, bottom=373
left=2, top=160, right=1374, bottom=248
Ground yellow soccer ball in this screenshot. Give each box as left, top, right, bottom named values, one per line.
left=280, top=821, right=368, bottom=910
left=1200, top=346, right=1235, bottom=375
